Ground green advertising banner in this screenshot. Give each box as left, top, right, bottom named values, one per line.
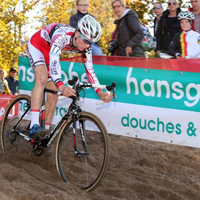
left=19, top=57, right=200, bottom=112
left=18, top=56, right=200, bottom=149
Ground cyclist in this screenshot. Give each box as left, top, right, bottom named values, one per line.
left=27, top=14, right=112, bottom=135
left=168, top=11, right=200, bottom=58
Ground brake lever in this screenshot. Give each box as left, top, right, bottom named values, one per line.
left=113, top=87, right=117, bottom=101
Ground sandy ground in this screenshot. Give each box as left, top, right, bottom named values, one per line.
left=1, top=129, right=200, bottom=200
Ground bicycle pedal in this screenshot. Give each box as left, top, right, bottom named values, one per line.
left=29, top=129, right=49, bottom=139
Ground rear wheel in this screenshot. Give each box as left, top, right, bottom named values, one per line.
left=55, top=112, right=110, bottom=191
left=0, top=94, right=32, bottom=154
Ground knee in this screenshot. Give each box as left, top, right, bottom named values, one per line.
left=35, top=76, right=47, bottom=87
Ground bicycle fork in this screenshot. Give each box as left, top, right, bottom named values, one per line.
left=72, top=113, right=88, bottom=156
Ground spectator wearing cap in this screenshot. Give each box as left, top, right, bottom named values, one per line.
left=152, top=2, right=164, bottom=37
left=5, top=67, right=19, bottom=95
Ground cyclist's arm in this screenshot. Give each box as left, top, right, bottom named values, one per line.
left=49, top=41, right=76, bottom=97
left=82, top=48, right=113, bottom=102
left=82, top=48, right=102, bottom=94
left=49, top=31, right=71, bottom=88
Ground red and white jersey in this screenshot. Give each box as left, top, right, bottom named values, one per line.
left=27, top=23, right=100, bottom=92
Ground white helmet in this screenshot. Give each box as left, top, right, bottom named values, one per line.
left=77, top=14, right=102, bottom=43
left=178, top=11, right=195, bottom=21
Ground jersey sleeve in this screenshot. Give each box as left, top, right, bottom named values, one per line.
left=82, top=48, right=102, bottom=94
left=49, top=31, right=71, bottom=87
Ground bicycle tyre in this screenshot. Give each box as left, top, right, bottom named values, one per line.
left=0, top=94, right=31, bottom=154
left=55, top=111, right=110, bottom=191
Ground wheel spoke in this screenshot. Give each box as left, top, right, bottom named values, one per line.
left=0, top=95, right=32, bottom=154
left=56, top=112, right=110, bottom=191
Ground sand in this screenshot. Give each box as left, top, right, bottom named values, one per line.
left=1, top=130, right=200, bottom=200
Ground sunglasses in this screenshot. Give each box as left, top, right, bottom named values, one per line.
left=78, top=4, right=89, bottom=7
left=112, top=5, right=123, bottom=9
left=153, top=6, right=162, bottom=10
left=79, top=33, right=92, bottom=45
left=168, top=2, right=177, bottom=6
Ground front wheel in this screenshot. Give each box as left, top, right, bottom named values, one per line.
left=55, top=112, right=110, bottom=191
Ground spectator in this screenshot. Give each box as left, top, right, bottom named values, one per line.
left=70, top=0, right=103, bottom=55
left=156, top=0, right=181, bottom=57
left=110, top=0, right=145, bottom=57
left=152, top=2, right=164, bottom=37
left=189, top=0, right=200, bottom=33
left=0, top=69, right=12, bottom=95
left=5, top=67, right=19, bottom=95
left=168, top=11, right=200, bottom=59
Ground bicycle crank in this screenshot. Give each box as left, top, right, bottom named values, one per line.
left=33, top=137, right=45, bottom=156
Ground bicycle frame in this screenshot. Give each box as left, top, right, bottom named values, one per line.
left=8, top=77, right=116, bottom=156
left=6, top=88, right=82, bottom=155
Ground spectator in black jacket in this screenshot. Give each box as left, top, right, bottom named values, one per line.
left=152, top=2, right=164, bottom=37
left=5, top=67, right=19, bottom=95
left=111, top=0, right=144, bottom=57
left=156, top=0, right=181, bottom=57
left=70, top=0, right=103, bottom=55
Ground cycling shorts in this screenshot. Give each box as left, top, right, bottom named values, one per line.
left=27, top=30, right=50, bottom=70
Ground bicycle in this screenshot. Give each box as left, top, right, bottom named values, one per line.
left=0, top=76, right=116, bottom=191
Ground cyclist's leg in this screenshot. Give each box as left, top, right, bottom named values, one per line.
left=30, top=65, right=48, bottom=129
left=45, top=80, right=59, bottom=129
left=27, top=35, right=49, bottom=133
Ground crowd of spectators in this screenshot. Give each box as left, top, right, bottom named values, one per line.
left=107, top=0, right=200, bottom=59
left=0, top=67, right=18, bottom=95
left=153, top=0, right=200, bottom=59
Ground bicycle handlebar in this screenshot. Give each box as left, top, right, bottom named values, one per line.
left=68, top=76, right=78, bottom=86
left=68, top=76, right=117, bottom=101
left=45, top=76, right=117, bottom=104
left=68, top=76, right=116, bottom=88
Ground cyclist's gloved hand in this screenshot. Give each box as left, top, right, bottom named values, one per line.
left=59, top=85, right=76, bottom=97
left=98, top=91, right=113, bottom=103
